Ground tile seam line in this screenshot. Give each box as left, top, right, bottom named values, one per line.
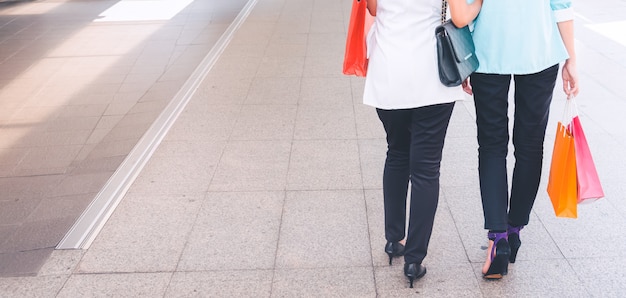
left=55, top=0, right=260, bottom=250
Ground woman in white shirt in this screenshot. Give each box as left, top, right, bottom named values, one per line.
left=365, top=0, right=481, bottom=287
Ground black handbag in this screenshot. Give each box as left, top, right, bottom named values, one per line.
left=435, top=1, right=479, bottom=87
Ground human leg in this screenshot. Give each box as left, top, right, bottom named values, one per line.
left=470, top=72, right=513, bottom=278
left=470, top=73, right=512, bottom=231
left=376, top=108, right=411, bottom=264
left=402, top=102, right=454, bottom=286
left=508, top=64, right=559, bottom=226
left=507, top=64, right=559, bottom=262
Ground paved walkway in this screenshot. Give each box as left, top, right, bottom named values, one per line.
left=2, top=0, right=626, bottom=296
left=0, top=0, right=248, bottom=276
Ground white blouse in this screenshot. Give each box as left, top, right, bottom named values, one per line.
left=363, top=0, right=464, bottom=110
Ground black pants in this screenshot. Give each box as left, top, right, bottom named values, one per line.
left=377, top=102, right=454, bottom=264
left=471, top=64, right=559, bottom=231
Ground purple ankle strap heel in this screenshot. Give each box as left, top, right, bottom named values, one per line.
left=507, top=225, right=524, bottom=263
left=484, top=232, right=510, bottom=279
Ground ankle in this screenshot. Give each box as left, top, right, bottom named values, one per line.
left=487, top=231, right=507, bottom=241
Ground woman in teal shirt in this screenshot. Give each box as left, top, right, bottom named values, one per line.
left=464, top=0, right=579, bottom=279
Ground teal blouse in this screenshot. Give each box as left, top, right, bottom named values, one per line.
left=469, top=0, right=574, bottom=75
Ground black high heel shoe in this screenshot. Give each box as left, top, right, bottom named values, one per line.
left=384, top=241, right=405, bottom=265
left=404, top=263, right=426, bottom=288
left=507, top=224, right=524, bottom=263
left=483, top=232, right=510, bottom=280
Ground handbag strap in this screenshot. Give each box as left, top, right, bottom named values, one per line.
left=441, top=0, right=448, bottom=24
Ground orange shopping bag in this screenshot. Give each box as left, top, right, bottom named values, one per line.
left=343, top=0, right=374, bottom=77
left=547, top=102, right=578, bottom=218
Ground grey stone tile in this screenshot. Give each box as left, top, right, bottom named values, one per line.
left=230, top=104, right=297, bottom=141
left=0, top=196, right=42, bottom=226
left=166, top=270, right=273, bottom=298
left=26, top=194, right=93, bottom=223
left=0, top=275, right=68, bottom=298
left=363, top=189, right=388, bottom=266
left=354, top=103, right=385, bottom=139
left=358, top=139, right=385, bottom=190
left=77, top=193, right=202, bottom=273
left=276, top=190, right=370, bottom=268
left=287, top=140, right=362, bottom=190
left=0, top=248, right=53, bottom=277
left=303, top=54, right=344, bottom=78
left=192, top=77, right=253, bottom=106
left=569, top=257, right=626, bottom=297
left=272, top=267, right=376, bottom=298
left=229, top=30, right=273, bottom=48
left=70, top=156, right=125, bottom=174
left=234, top=23, right=275, bottom=40
left=128, top=153, right=217, bottom=195
left=57, top=272, right=171, bottom=298
left=265, top=43, right=307, bottom=58
left=474, top=259, right=590, bottom=297
left=293, top=104, right=357, bottom=140
left=164, top=104, right=241, bottom=142
left=1, top=217, right=75, bottom=252
left=49, top=172, right=112, bottom=198
left=209, top=56, right=261, bottom=78
left=309, top=19, right=345, bottom=35
left=532, top=194, right=626, bottom=259
left=18, top=130, right=92, bottom=148
left=209, top=140, right=291, bottom=191
left=351, top=77, right=366, bottom=104
left=374, top=264, right=481, bottom=298
left=244, top=77, right=301, bottom=105
left=0, top=225, right=14, bottom=248
left=45, top=116, right=100, bottom=132
left=177, top=191, right=284, bottom=271
left=12, top=145, right=83, bottom=176
left=0, top=148, right=26, bottom=177
left=270, top=32, right=309, bottom=46
left=427, top=201, right=473, bottom=267
left=298, top=77, right=353, bottom=106
left=222, top=43, right=269, bottom=58
left=439, top=137, right=479, bottom=189
left=256, top=56, right=305, bottom=78
left=77, top=139, right=137, bottom=160
left=38, top=250, right=84, bottom=277
left=305, top=33, right=346, bottom=57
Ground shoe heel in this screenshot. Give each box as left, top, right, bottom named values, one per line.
left=507, top=225, right=523, bottom=263
left=508, top=233, right=520, bottom=263
left=404, top=263, right=426, bottom=288
left=483, top=232, right=510, bottom=280
left=384, top=241, right=405, bottom=266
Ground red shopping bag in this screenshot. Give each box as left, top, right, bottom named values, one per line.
left=570, top=103, right=604, bottom=203
left=547, top=103, right=578, bottom=218
left=343, top=0, right=374, bottom=77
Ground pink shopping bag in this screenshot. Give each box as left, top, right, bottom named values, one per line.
left=570, top=114, right=604, bottom=203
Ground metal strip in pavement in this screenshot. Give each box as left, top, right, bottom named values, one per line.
left=56, top=0, right=260, bottom=250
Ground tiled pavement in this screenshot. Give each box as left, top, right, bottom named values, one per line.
left=1, top=0, right=626, bottom=296
left=0, top=0, right=249, bottom=276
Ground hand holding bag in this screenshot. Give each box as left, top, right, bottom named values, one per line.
left=435, top=0, right=479, bottom=86
left=343, top=0, right=375, bottom=77
left=569, top=97, right=604, bottom=203
left=547, top=99, right=578, bottom=218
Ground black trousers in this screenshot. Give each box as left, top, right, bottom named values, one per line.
left=471, top=64, right=559, bottom=231
left=377, top=102, right=454, bottom=264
